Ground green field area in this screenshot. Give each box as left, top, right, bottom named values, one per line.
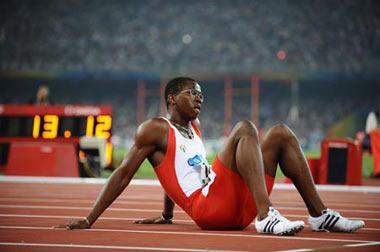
left=112, top=147, right=374, bottom=179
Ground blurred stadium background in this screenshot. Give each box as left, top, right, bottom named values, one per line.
left=1, top=0, right=379, bottom=178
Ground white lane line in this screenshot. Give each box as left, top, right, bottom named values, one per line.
left=274, top=241, right=380, bottom=252
left=1, top=176, right=380, bottom=193
left=1, top=197, right=380, bottom=209
left=345, top=241, right=380, bottom=247
left=1, top=213, right=380, bottom=227
left=274, top=206, right=380, bottom=214
left=0, top=242, right=245, bottom=252
left=273, top=183, right=380, bottom=193
left=0, top=176, right=158, bottom=185
left=1, top=204, right=380, bottom=215
left=284, top=214, right=380, bottom=222
left=1, top=213, right=379, bottom=231
left=0, top=197, right=96, bottom=204
left=0, top=225, right=378, bottom=244
left=0, top=198, right=165, bottom=206
left=0, top=205, right=165, bottom=212
left=275, top=249, right=312, bottom=252
left=273, top=200, right=380, bottom=208
left=0, top=214, right=194, bottom=223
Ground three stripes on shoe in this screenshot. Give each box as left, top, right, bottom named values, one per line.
left=263, top=218, right=281, bottom=233
left=319, top=214, right=340, bottom=231
left=263, top=214, right=340, bottom=233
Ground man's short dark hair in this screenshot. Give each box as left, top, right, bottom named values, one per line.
left=164, top=77, right=195, bottom=108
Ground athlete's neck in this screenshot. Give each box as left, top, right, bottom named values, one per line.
left=167, top=116, right=193, bottom=139
left=167, top=114, right=190, bottom=128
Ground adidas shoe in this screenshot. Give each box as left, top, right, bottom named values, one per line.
left=308, top=208, right=365, bottom=232
left=255, top=207, right=304, bottom=235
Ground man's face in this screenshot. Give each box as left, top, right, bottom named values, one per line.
left=173, top=81, right=203, bottom=119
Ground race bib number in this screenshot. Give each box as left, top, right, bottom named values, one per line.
left=200, top=164, right=211, bottom=186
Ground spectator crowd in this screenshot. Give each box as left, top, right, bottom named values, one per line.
left=1, top=0, right=379, bottom=75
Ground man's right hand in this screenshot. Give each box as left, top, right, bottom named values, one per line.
left=134, top=216, right=172, bottom=224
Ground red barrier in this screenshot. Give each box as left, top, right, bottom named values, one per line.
left=370, top=129, right=380, bottom=176
left=319, top=138, right=362, bottom=185
left=4, top=142, right=79, bottom=177
left=307, top=158, right=320, bottom=184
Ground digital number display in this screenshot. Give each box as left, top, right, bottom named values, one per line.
left=0, top=115, right=112, bottom=139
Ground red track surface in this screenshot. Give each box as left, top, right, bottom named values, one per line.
left=0, top=181, right=379, bottom=252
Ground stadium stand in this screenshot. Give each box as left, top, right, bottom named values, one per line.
left=1, top=0, right=379, bottom=75
left=0, top=0, right=379, bottom=148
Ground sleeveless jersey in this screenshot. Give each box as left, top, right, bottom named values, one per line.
left=153, top=117, right=216, bottom=216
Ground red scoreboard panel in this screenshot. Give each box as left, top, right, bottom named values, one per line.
left=0, top=104, right=113, bottom=177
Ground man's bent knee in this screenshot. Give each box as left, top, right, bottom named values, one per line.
left=267, top=123, right=296, bottom=143
left=271, top=123, right=291, bottom=134
left=233, top=120, right=259, bottom=140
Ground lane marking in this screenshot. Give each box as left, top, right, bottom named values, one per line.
left=1, top=176, right=380, bottom=193
left=0, top=214, right=379, bottom=231
left=0, top=213, right=193, bottom=223
left=0, top=242, right=245, bottom=252
left=0, top=205, right=170, bottom=213
left=0, top=198, right=166, bottom=206
left=1, top=197, right=380, bottom=209
left=1, top=204, right=379, bottom=215
left=345, top=241, right=380, bottom=247
left=0, top=225, right=378, bottom=244
left=274, top=206, right=380, bottom=214
left=275, top=249, right=312, bottom=252
left=274, top=241, right=380, bottom=252
left=284, top=214, right=380, bottom=222
left=0, top=214, right=380, bottom=231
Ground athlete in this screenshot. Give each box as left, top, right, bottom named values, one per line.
left=59, top=77, right=364, bottom=235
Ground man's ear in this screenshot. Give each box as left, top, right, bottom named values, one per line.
left=168, top=94, right=176, bottom=107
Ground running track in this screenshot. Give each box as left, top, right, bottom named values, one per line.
left=0, top=176, right=379, bottom=252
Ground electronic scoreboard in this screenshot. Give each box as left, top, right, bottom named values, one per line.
left=0, top=104, right=113, bottom=177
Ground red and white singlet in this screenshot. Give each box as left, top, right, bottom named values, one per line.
left=154, top=118, right=216, bottom=214
left=154, top=117, right=275, bottom=230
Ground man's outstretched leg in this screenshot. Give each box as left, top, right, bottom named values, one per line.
left=217, top=120, right=304, bottom=235
left=261, top=124, right=365, bottom=232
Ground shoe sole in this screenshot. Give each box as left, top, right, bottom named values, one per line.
left=311, top=224, right=365, bottom=233
left=278, top=225, right=304, bottom=236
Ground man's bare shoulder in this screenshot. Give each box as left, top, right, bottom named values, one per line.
left=138, top=117, right=167, bottom=132
left=135, top=117, right=168, bottom=145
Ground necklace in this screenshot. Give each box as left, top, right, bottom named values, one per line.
left=171, top=121, right=194, bottom=139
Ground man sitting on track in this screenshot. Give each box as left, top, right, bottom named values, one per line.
left=59, top=77, right=364, bottom=235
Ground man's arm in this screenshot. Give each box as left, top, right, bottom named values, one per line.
left=134, top=193, right=175, bottom=224
left=163, top=193, right=175, bottom=220
left=57, top=119, right=164, bottom=229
